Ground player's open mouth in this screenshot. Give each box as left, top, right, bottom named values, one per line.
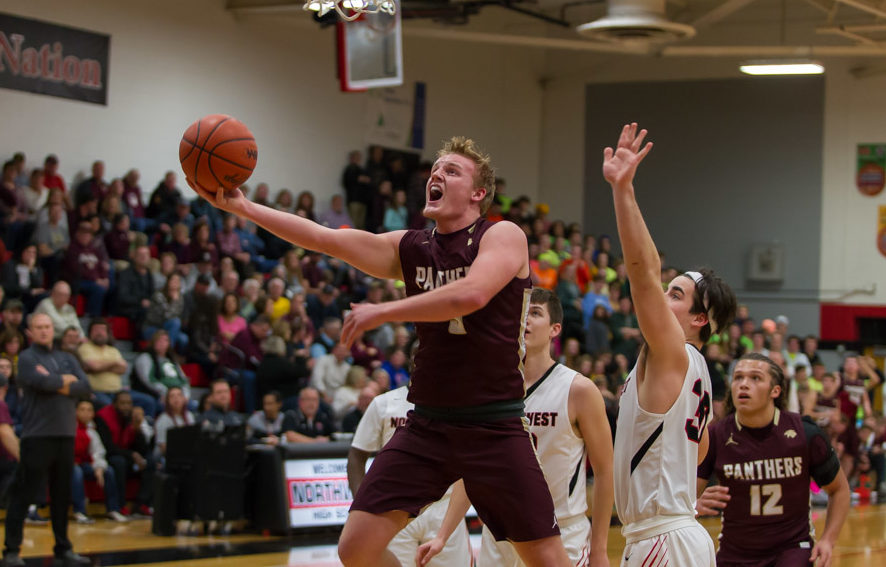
left=737, top=393, right=750, bottom=400
left=428, top=185, right=443, bottom=202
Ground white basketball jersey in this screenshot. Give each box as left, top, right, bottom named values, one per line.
left=614, top=344, right=712, bottom=533
left=525, top=363, right=587, bottom=522
left=351, top=386, right=413, bottom=452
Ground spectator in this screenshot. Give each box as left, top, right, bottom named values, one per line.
left=277, top=249, right=306, bottom=297
left=294, top=191, right=316, bottom=221
left=1, top=299, right=26, bottom=345
left=341, top=384, right=379, bottom=434
left=200, top=378, right=242, bottom=426
left=214, top=268, right=240, bottom=301
left=74, top=161, right=107, bottom=208
left=41, top=154, right=67, bottom=197
left=803, top=335, right=823, bottom=367
left=153, top=386, right=194, bottom=458
left=266, top=277, right=290, bottom=321
left=369, top=368, right=391, bottom=395
left=332, top=366, right=370, bottom=422
left=66, top=196, right=98, bottom=239
left=274, top=189, right=294, bottom=213
left=380, top=347, right=409, bottom=390
left=311, top=342, right=352, bottom=404
left=103, top=213, right=131, bottom=263
left=95, top=392, right=154, bottom=518
left=584, top=304, right=612, bottom=357
left=79, top=318, right=157, bottom=413
left=783, top=334, right=811, bottom=379
left=35, top=200, right=69, bottom=285
left=217, top=213, right=251, bottom=269
left=1, top=244, right=45, bottom=312
left=189, top=220, right=218, bottom=268
left=114, top=245, right=155, bottom=327
left=189, top=194, right=223, bottom=239
left=33, top=281, right=83, bottom=340
left=342, top=150, right=372, bottom=230
left=581, top=273, right=613, bottom=330
left=311, top=317, right=342, bottom=359
left=381, top=189, right=408, bottom=232
left=256, top=335, right=306, bottom=410
left=234, top=215, right=274, bottom=273
left=318, top=193, right=354, bottom=231
left=609, top=296, right=641, bottom=362
left=151, top=251, right=178, bottom=291
left=307, top=291, right=342, bottom=346
left=183, top=251, right=219, bottom=295
left=3, top=312, right=92, bottom=567
left=21, top=169, right=48, bottom=218
left=0, top=360, right=19, bottom=505
left=143, top=272, right=188, bottom=352
left=162, top=223, right=194, bottom=268
left=252, top=183, right=270, bottom=207
left=239, top=278, right=262, bottom=321
left=63, top=222, right=110, bottom=317
left=133, top=330, right=191, bottom=404
left=218, top=292, right=247, bottom=345
left=71, top=400, right=127, bottom=524
left=221, top=314, right=271, bottom=414
left=146, top=171, right=182, bottom=221
left=246, top=391, right=286, bottom=445
left=281, top=387, right=333, bottom=443
left=554, top=262, right=584, bottom=343
left=182, top=274, right=220, bottom=380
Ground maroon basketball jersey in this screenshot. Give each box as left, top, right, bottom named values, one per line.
left=698, top=409, right=839, bottom=561
left=398, top=218, right=530, bottom=408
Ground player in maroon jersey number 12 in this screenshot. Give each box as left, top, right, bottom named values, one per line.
left=697, top=353, right=850, bottom=567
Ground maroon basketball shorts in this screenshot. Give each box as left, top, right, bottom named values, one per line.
left=350, top=411, right=560, bottom=543
left=717, top=545, right=812, bottom=567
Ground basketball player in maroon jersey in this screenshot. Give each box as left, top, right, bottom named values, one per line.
left=191, top=138, right=571, bottom=566
left=697, top=353, right=850, bottom=567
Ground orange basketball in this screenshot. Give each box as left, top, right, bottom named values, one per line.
left=179, top=114, right=257, bottom=193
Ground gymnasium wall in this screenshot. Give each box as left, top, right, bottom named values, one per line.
left=538, top=53, right=886, bottom=337
left=0, top=0, right=545, bottom=204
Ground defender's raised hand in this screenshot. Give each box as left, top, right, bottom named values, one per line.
left=602, top=122, right=653, bottom=190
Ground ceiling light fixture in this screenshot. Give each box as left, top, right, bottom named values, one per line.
left=303, top=0, right=396, bottom=21
left=739, top=61, right=825, bottom=76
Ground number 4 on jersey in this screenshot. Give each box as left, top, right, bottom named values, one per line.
left=685, top=379, right=711, bottom=443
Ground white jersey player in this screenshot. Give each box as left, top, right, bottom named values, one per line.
left=347, top=386, right=471, bottom=567
left=602, top=123, right=737, bottom=567
left=416, top=289, right=614, bottom=567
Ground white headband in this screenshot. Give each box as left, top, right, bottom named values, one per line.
left=683, top=271, right=718, bottom=334
left=685, top=271, right=703, bottom=285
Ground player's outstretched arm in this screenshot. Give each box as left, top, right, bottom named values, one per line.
left=572, top=376, right=613, bottom=566
left=190, top=181, right=403, bottom=280
left=812, top=469, right=850, bottom=567
left=341, top=220, right=529, bottom=347
left=415, top=480, right=471, bottom=567
left=603, top=124, right=687, bottom=404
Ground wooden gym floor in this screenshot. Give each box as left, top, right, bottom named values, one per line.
left=2, top=503, right=885, bottom=566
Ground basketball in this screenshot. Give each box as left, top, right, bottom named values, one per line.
left=179, top=114, right=258, bottom=193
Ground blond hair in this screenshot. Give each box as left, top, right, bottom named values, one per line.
left=437, top=137, right=496, bottom=214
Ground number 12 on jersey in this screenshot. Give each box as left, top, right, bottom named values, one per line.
left=750, top=483, right=783, bottom=516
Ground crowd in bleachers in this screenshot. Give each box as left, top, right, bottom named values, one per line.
left=1, top=147, right=885, bottom=522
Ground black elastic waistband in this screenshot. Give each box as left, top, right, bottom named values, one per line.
left=413, top=399, right=525, bottom=422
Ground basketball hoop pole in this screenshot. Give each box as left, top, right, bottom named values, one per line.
left=303, top=0, right=397, bottom=22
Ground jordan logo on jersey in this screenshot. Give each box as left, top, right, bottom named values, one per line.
left=725, top=433, right=739, bottom=447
